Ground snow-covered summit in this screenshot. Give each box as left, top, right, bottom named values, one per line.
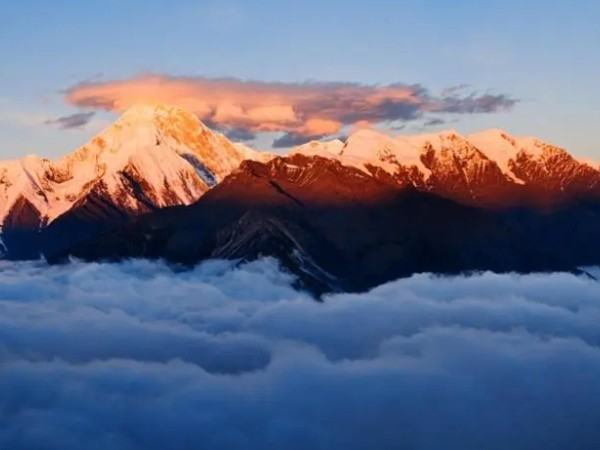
left=291, top=127, right=600, bottom=206
left=0, top=104, right=270, bottom=229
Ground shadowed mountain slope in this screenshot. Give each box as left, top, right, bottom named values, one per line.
left=52, top=154, right=600, bottom=293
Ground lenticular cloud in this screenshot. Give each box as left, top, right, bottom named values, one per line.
left=1, top=258, right=600, bottom=450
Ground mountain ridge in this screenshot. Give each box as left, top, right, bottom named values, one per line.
left=52, top=153, right=600, bottom=293
left=2, top=104, right=598, bottom=232
left=293, top=127, right=600, bottom=207
left=1, top=104, right=599, bottom=269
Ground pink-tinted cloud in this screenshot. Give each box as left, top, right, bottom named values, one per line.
left=65, top=75, right=517, bottom=143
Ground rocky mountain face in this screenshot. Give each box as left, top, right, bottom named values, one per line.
left=0, top=104, right=267, bottom=229
left=48, top=154, right=600, bottom=293
left=1, top=104, right=599, bottom=290
left=0, top=104, right=269, bottom=257
left=294, top=128, right=600, bottom=208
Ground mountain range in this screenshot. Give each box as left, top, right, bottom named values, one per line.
left=2, top=104, right=599, bottom=292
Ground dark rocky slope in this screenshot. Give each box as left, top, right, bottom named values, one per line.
left=45, top=155, right=600, bottom=293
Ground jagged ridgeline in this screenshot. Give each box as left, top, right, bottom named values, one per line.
left=1, top=104, right=600, bottom=292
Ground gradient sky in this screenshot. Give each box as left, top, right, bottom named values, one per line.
left=1, top=0, right=598, bottom=160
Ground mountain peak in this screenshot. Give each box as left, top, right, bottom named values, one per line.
left=0, top=104, right=270, bottom=230
left=437, top=128, right=461, bottom=138
left=120, top=103, right=193, bottom=118
left=115, top=103, right=209, bottom=134
left=470, top=128, right=511, bottom=138
left=120, top=102, right=168, bottom=115
left=346, top=127, right=389, bottom=142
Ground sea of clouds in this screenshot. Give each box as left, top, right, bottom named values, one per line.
left=1, top=258, right=600, bottom=450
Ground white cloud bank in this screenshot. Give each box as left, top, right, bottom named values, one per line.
left=1, top=258, right=600, bottom=450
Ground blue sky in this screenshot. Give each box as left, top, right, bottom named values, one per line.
left=1, top=0, right=598, bottom=159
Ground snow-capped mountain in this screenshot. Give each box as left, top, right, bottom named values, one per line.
left=2, top=103, right=597, bottom=234
left=1, top=103, right=599, bottom=261
left=293, top=128, right=600, bottom=207
left=59, top=152, right=600, bottom=293
left=0, top=104, right=270, bottom=231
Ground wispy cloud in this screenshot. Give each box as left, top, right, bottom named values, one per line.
left=45, top=111, right=95, bottom=130
left=65, top=75, right=518, bottom=145
left=422, top=117, right=446, bottom=127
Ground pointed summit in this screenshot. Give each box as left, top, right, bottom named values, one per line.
left=115, top=103, right=210, bottom=136
left=0, top=104, right=271, bottom=232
